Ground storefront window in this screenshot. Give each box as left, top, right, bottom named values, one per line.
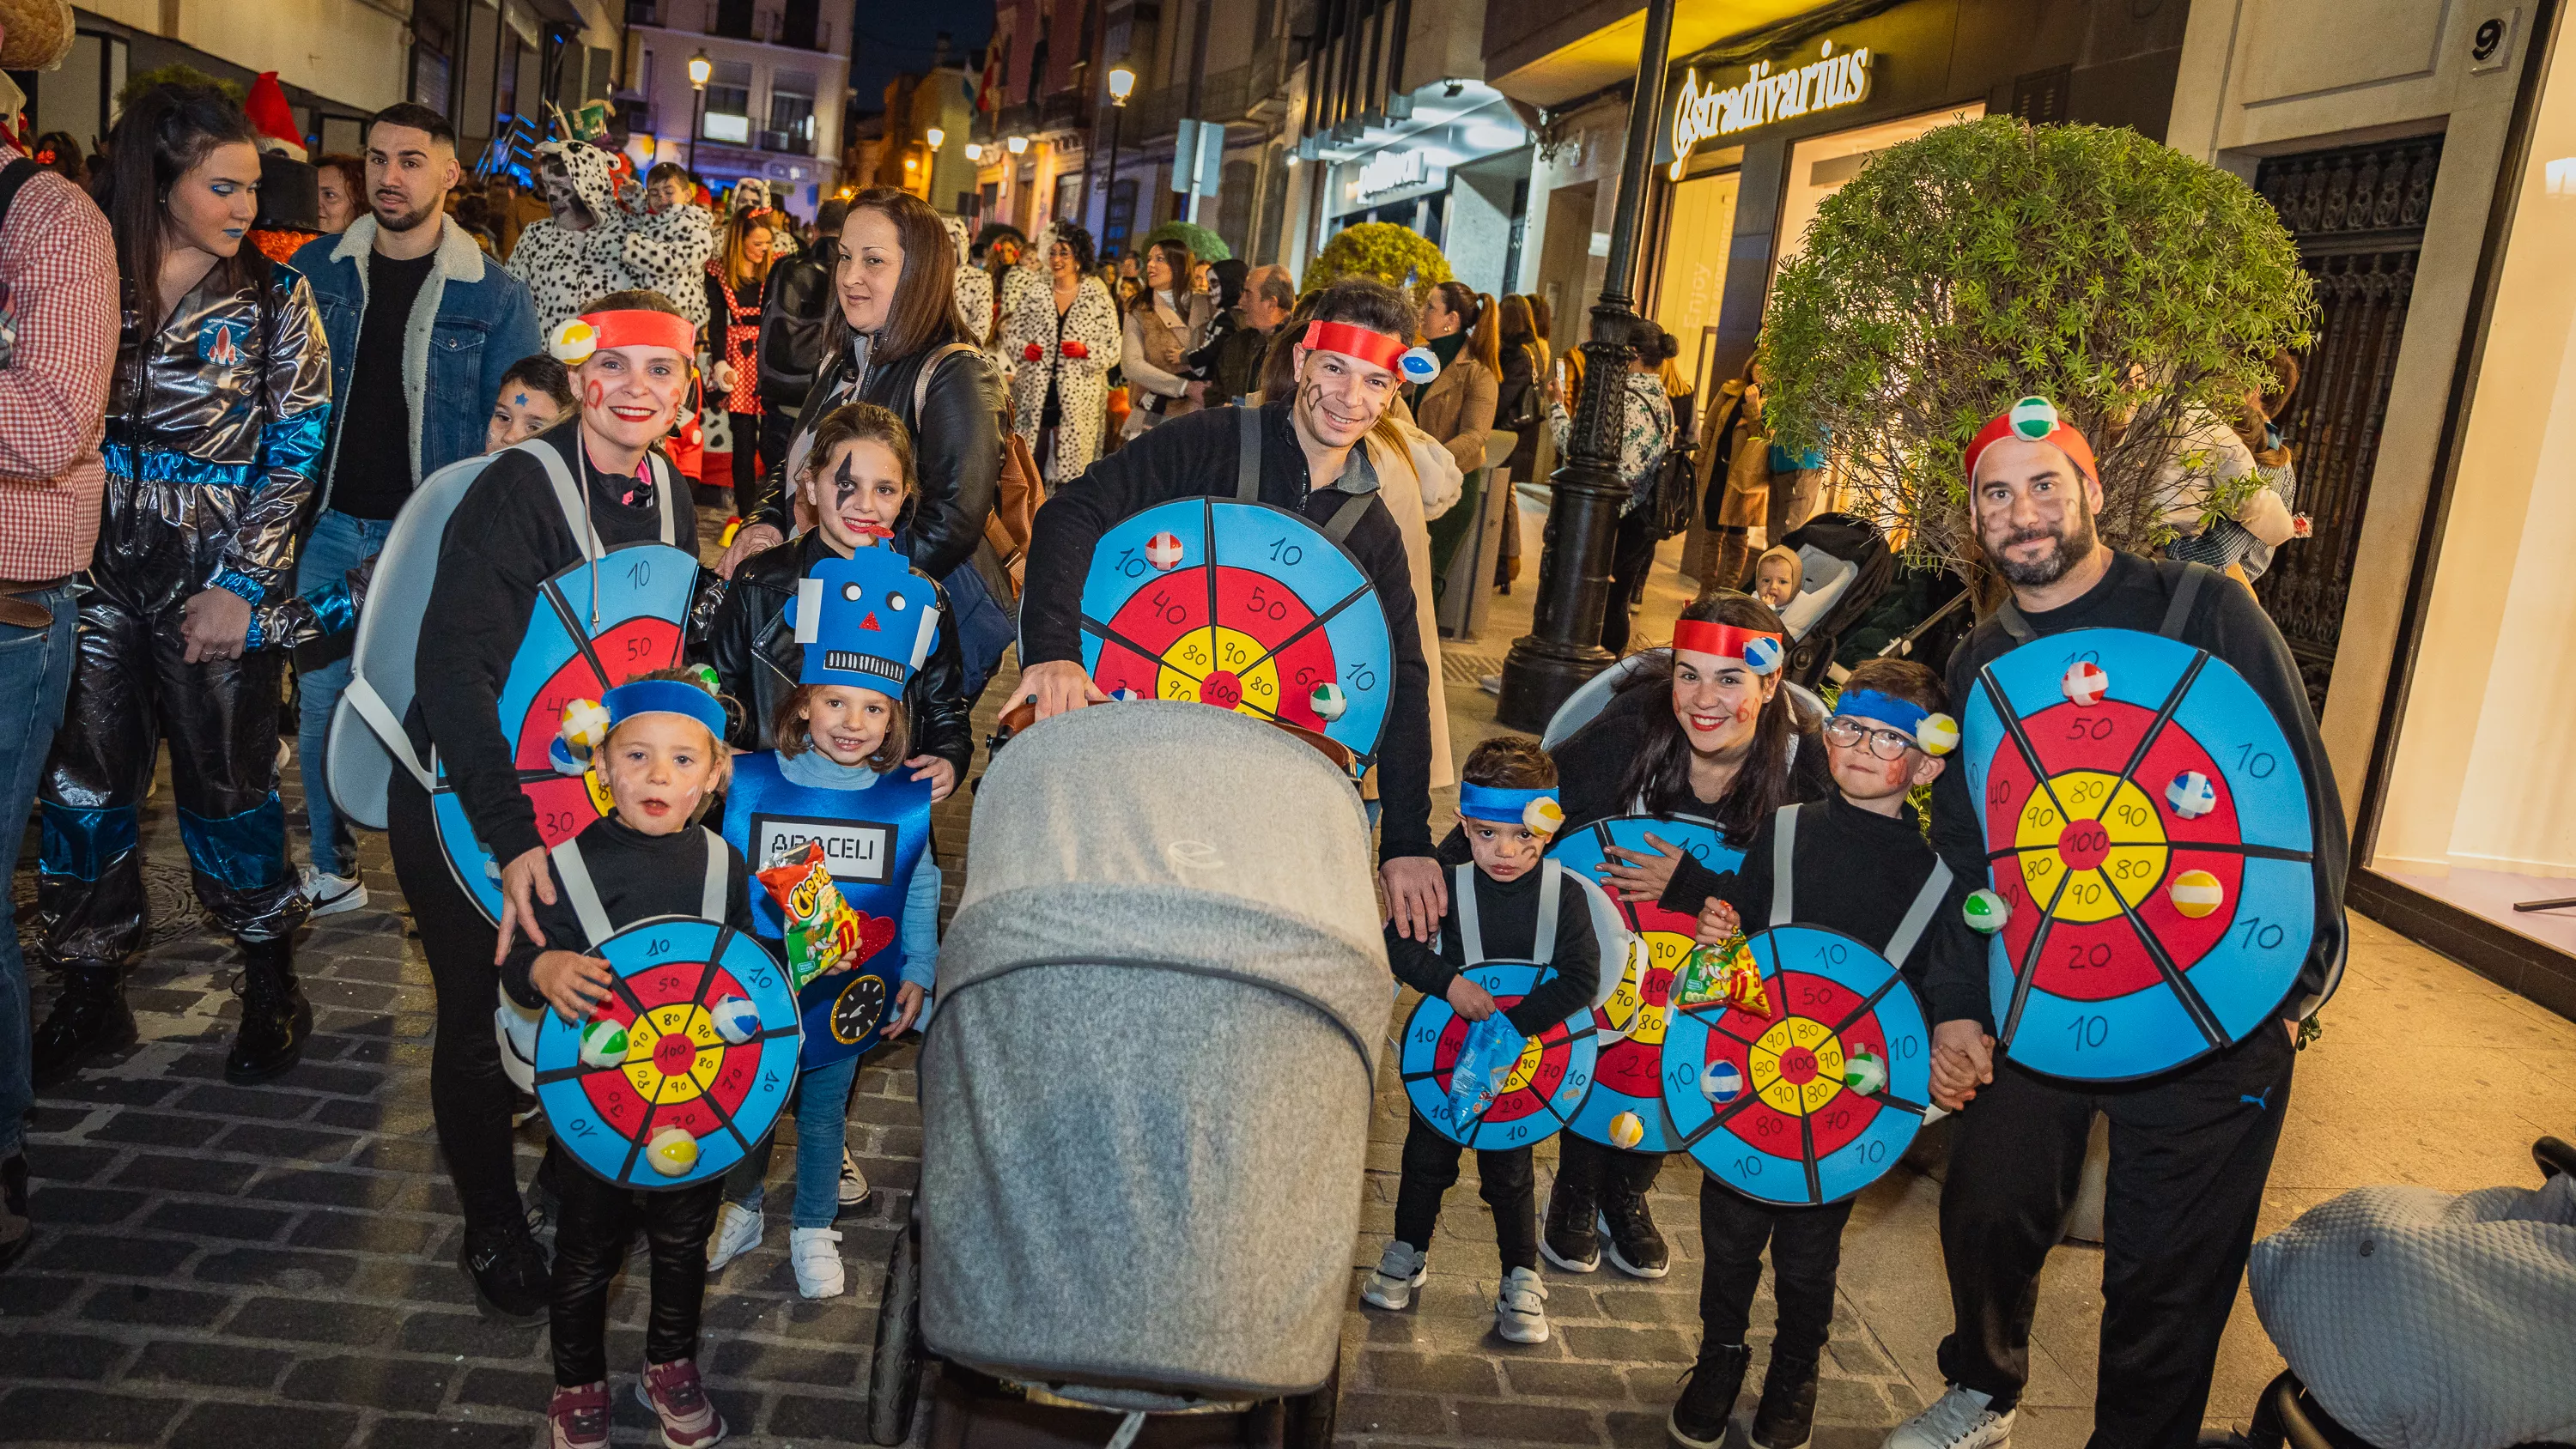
left=1774, top=104, right=1985, bottom=275
left=1653, top=170, right=1740, bottom=391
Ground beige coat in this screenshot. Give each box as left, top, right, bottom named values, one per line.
left=1413, top=355, right=1499, bottom=480
left=1362, top=421, right=1458, bottom=791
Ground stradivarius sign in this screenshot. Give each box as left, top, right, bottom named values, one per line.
left=1669, top=39, right=1874, bottom=178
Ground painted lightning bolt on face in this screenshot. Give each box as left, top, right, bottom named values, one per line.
left=800, top=433, right=911, bottom=555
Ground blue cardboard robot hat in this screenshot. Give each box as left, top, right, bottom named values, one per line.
left=789, top=550, right=943, bottom=692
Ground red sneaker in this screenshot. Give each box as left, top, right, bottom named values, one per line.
left=637, top=1357, right=727, bottom=1448
left=547, top=1382, right=611, bottom=1449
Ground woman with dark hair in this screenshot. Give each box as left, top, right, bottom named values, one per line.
left=313, top=153, right=366, bottom=233
left=999, top=220, right=1121, bottom=487
left=31, top=83, right=334, bottom=1092
left=703, top=207, right=778, bottom=509
left=1182, top=257, right=1259, bottom=403
left=1413, top=282, right=1501, bottom=478
left=1118, top=235, right=1211, bottom=440
left=1540, top=590, right=1831, bottom=1283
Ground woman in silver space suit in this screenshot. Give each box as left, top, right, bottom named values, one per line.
left=31, top=83, right=334, bottom=1089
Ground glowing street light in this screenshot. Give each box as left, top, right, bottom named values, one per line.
left=1108, top=65, right=1136, bottom=104
left=1005, top=135, right=1029, bottom=155
left=964, top=141, right=982, bottom=161
left=687, top=51, right=712, bottom=170
left=926, top=125, right=945, bottom=151
left=1102, top=66, right=1137, bottom=258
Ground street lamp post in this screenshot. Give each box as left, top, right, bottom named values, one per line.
left=924, top=124, right=944, bottom=200
left=1494, top=0, right=1680, bottom=730
left=686, top=50, right=711, bottom=173
left=1103, top=65, right=1134, bottom=258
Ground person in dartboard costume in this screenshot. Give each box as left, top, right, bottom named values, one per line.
left=1883, top=399, right=2348, bottom=1449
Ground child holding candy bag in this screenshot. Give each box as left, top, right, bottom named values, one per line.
left=705, top=546, right=945, bottom=1298
left=499, top=669, right=750, bottom=1449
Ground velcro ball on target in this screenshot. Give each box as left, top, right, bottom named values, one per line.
left=1398, top=961, right=1598, bottom=1150
left=2063, top=661, right=2109, bottom=706
left=532, top=915, right=801, bottom=1190
left=1962, top=627, right=2316, bottom=1082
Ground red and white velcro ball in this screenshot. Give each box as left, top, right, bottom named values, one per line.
left=2063, top=661, right=2109, bottom=707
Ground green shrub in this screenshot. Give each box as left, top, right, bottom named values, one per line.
left=1303, top=221, right=1452, bottom=300
left=1139, top=221, right=1231, bottom=263
left=1762, top=118, right=2314, bottom=574
left=119, top=64, right=242, bottom=110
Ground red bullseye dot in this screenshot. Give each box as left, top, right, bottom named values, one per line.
left=653, top=1033, right=696, bottom=1076
left=2057, top=818, right=2112, bottom=871
left=1198, top=670, right=1243, bottom=708
left=1778, top=1047, right=1818, bottom=1084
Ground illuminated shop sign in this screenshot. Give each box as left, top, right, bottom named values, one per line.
left=1356, top=149, right=1432, bottom=201
left=1669, top=39, right=1874, bottom=177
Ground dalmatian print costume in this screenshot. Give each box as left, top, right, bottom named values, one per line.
left=506, top=141, right=714, bottom=334
left=999, top=222, right=1122, bottom=485
left=945, top=214, right=993, bottom=348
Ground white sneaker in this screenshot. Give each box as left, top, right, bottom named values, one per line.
left=1883, top=1385, right=2014, bottom=1449
left=1493, top=1266, right=1549, bottom=1344
left=1359, top=1240, right=1426, bottom=1311
left=705, top=1203, right=762, bottom=1272
left=301, top=866, right=368, bottom=917
left=839, top=1149, right=867, bottom=1206
left=1478, top=674, right=1503, bottom=696
left=790, top=1226, right=845, bottom=1299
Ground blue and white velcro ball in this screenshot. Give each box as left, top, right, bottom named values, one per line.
left=1398, top=346, right=1442, bottom=385
left=1741, top=634, right=1784, bottom=675
left=1702, top=1060, right=1744, bottom=1104
left=710, top=996, right=761, bottom=1046
left=2166, top=770, right=2218, bottom=821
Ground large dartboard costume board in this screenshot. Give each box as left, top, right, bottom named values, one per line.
left=430, top=507, right=698, bottom=923
left=1398, top=864, right=1601, bottom=1150
left=1545, top=815, right=1737, bottom=1151
left=533, top=906, right=801, bottom=1191
left=1965, top=609, right=2317, bottom=1082
left=1076, top=412, right=1396, bottom=764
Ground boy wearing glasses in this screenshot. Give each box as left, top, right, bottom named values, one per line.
left=1665, top=658, right=1969, bottom=1449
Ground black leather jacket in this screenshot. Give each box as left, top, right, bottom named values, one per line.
left=741, top=333, right=1005, bottom=583
left=702, top=529, right=973, bottom=773
left=756, top=238, right=835, bottom=411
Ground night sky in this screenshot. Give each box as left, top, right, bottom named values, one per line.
left=842, top=0, right=996, bottom=116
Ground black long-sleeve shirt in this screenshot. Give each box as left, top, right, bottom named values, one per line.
left=410, top=426, right=702, bottom=869
left=1692, top=797, right=1967, bottom=989
left=1020, top=397, right=1437, bottom=861
left=501, top=815, right=758, bottom=1009
left=1922, top=553, right=2348, bottom=1031
left=1387, top=834, right=1602, bottom=1036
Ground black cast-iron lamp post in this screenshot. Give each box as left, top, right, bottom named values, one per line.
left=687, top=51, right=711, bottom=173
left=1104, top=65, right=1134, bottom=257
left=1495, top=0, right=1680, bottom=731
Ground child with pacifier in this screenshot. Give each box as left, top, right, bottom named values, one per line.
left=705, top=402, right=971, bottom=798
left=1363, top=737, right=1601, bottom=1345
left=499, top=670, right=749, bottom=1449
left=1663, top=658, right=1967, bottom=1449
left=705, top=548, right=945, bottom=1298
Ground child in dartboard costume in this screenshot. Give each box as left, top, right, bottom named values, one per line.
left=704, top=543, right=945, bottom=1298
left=1360, top=737, right=1601, bottom=1345
left=1664, top=659, right=1969, bottom=1449
left=501, top=671, right=750, bottom=1449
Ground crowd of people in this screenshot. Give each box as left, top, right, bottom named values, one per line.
left=0, top=49, right=2351, bottom=1449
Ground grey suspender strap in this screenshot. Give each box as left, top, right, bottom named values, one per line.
left=1236, top=406, right=1263, bottom=501
left=1532, top=863, right=1562, bottom=967
left=699, top=828, right=727, bottom=921
left=1881, top=858, right=1954, bottom=969
left=547, top=835, right=617, bottom=946
left=1992, top=597, right=2035, bottom=643
left=532, top=444, right=606, bottom=562
left=652, top=452, right=677, bottom=547
left=2160, top=563, right=2212, bottom=640
left=1452, top=863, right=1483, bottom=964
left=1321, top=490, right=1374, bottom=544
left=1768, top=803, right=1799, bottom=929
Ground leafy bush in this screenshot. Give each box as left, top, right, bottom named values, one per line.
left=119, top=64, right=242, bottom=110
left=1762, top=118, right=2314, bottom=574
left=1303, top=221, right=1452, bottom=300
left=1139, top=220, right=1231, bottom=263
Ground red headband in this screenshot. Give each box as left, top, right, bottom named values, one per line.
left=1963, top=398, right=2098, bottom=486
left=1299, top=319, right=1407, bottom=372
left=579, top=309, right=697, bottom=358
left=1673, top=619, right=1783, bottom=664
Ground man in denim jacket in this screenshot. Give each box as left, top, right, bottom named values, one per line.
left=289, top=103, right=540, bottom=915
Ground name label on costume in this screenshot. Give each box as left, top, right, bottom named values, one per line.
left=751, top=812, right=895, bottom=885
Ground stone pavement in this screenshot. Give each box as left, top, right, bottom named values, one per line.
left=7, top=524, right=2575, bottom=1448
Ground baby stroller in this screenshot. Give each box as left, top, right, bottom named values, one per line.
left=872, top=701, right=1388, bottom=1446
left=1771, top=512, right=1894, bottom=688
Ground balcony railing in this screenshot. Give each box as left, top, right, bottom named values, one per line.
left=758, top=130, right=814, bottom=155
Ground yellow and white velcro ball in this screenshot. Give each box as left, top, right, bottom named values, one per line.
left=547, top=317, right=601, bottom=365
left=646, top=1125, right=699, bottom=1176
left=2168, top=869, right=2225, bottom=919
left=1916, top=712, right=1959, bottom=756
left=561, top=698, right=611, bottom=756
left=1607, top=1111, right=1646, bottom=1150
left=1524, top=797, right=1564, bottom=837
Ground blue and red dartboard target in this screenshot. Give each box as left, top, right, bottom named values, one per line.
left=1965, top=627, right=2317, bottom=1082
left=1664, top=925, right=1932, bottom=1206
left=1543, top=815, right=1739, bottom=1152
left=432, top=543, right=700, bottom=922
left=1078, top=497, right=1394, bottom=764
left=533, top=915, right=801, bottom=1190
left=1398, top=961, right=1600, bottom=1150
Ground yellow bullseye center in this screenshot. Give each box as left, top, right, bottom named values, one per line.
left=1602, top=931, right=1690, bottom=1046
left=2014, top=770, right=2170, bottom=924
left=621, top=1003, right=720, bottom=1104
left=1157, top=626, right=1282, bottom=717
left=1750, top=1016, right=1848, bottom=1116
left=1502, top=1033, right=1546, bottom=1094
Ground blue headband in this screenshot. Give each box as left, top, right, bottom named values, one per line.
left=604, top=679, right=728, bottom=742
left=1833, top=689, right=1929, bottom=738
left=1458, top=784, right=1563, bottom=834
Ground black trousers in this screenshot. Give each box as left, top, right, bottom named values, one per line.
left=1699, top=1179, right=1855, bottom=1363
left=386, top=771, right=523, bottom=1234
left=1554, top=1131, right=1668, bottom=1204
left=546, top=1143, right=723, bottom=1385
left=1394, top=1113, right=1538, bottom=1270
left=1601, top=508, right=1662, bottom=655
left=1935, top=1023, right=2294, bottom=1448
left=756, top=408, right=800, bottom=496
left=726, top=411, right=762, bottom=495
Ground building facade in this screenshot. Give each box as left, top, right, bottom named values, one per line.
left=621, top=0, right=848, bottom=217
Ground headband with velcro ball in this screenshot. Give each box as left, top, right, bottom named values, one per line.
left=603, top=677, right=729, bottom=742
left=787, top=550, right=943, bottom=692
left=1831, top=688, right=1958, bottom=756
left=547, top=308, right=700, bottom=366
left=1670, top=618, right=1785, bottom=676
left=1963, top=395, right=2099, bottom=487
left=1458, top=784, right=1565, bottom=837
left=1298, top=318, right=1432, bottom=381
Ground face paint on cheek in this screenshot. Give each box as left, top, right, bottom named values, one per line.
left=835, top=456, right=860, bottom=510
left=584, top=379, right=605, bottom=410
left=1884, top=758, right=1909, bottom=787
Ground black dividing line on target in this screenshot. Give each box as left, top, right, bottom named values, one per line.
left=1978, top=669, right=2072, bottom=826
left=2109, top=889, right=2227, bottom=1048
left=1232, top=580, right=1376, bottom=682
left=2111, top=649, right=2211, bottom=796
left=541, top=579, right=616, bottom=694
left=1799, top=1114, right=1823, bottom=1204
left=2001, top=864, right=2075, bottom=1048
left=1079, top=614, right=1202, bottom=684
left=1200, top=497, right=1220, bottom=664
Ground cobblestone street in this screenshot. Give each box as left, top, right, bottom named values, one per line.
left=7, top=539, right=2575, bottom=1448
